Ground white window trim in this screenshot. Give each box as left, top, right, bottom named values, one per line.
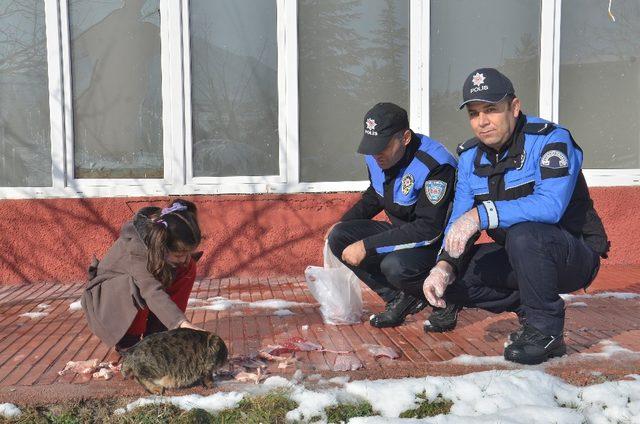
left=0, top=0, right=638, bottom=200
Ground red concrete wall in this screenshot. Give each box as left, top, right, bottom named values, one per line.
left=0, top=187, right=638, bottom=285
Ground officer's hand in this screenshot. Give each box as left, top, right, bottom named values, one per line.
left=342, top=240, right=366, bottom=266
left=422, top=262, right=454, bottom=308
left=324, top=222, right=339, bottom=240
left=445, top=209, right=480, bottom=259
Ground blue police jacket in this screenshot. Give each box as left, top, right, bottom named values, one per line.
left=341, top=132, right=457, bottom=255
left=439, top=114, right=609, bottom=272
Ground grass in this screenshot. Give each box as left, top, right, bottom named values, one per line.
left=1, top=389, right=453, bottom=423
left=324, top=401, right=377, bottom=423
left=212, top=390, right=297, bottom=424
left=1, top=400, right=202, bottom=424
left=398, top=392, right=453, bottom=419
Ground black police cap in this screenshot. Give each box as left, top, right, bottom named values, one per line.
left=358, top=103, right=409, bottom=155
left=459, top=68, right=515, bottom=109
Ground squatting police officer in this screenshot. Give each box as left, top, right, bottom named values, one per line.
left=327, top=102, right=457, bottom=328
left=421, top=68, right=609, bottom=365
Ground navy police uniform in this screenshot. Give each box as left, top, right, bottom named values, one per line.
left=439, top=113, right=609, bottom=336
left=329, top=132, right=457, bottom=302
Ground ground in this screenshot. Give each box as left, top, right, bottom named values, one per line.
left=0, top=265, right=639, bottom=416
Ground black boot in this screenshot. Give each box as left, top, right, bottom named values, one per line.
left=423, top=303, right=462, bottom=333
left=504, top=314, right=527, bottom=347
left=504, top=324, right=566, bottom=365
left=369, top=292, right=426, bottom=328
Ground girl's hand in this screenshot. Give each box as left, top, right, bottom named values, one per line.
left=179, top=320, right=206, bottom=332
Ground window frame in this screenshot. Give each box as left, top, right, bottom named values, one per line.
left=0, top=0, right=637, bottom=200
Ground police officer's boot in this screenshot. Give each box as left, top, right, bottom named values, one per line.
left=503, top=324, right=566, bottom=365
left=504, top=313, right=527, bottom=347
left=369, top=292, right=426, bottom=328
left=423, top=303, right=462, bottom=333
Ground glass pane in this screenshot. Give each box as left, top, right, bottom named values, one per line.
left=298, top=0, right=409, bottom=182
left=0, top=1, right=51, bottom=187
left=560, top=0, right=640, bottom=169
left=190, top=0, right=278, bottom=177
left=69, top=0, right=162, bottom=179
left=430, top=0, right=541, bottom=152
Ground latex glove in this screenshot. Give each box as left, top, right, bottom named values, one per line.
left=444, top=209, right=480, bottom=259
left=423, top=265, right=454, bottom=308
left=342, top=240, right=366, bottom=266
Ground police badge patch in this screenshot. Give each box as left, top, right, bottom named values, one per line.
left=401, top=174, right=415, bottom=195
left=540, top=150, right=569, bottom=169
left=425, top=180, right=447, bottom=205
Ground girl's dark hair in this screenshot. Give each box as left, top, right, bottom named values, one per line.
left=146, top=199, right=201, bottom=287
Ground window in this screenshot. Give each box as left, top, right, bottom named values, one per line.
left=69, top=0, right=163, bottom=178
left=429, top=0, right=541, bottom=152
left=0, top=0, right=51, bottom=187
left=0, top=0, right=638, bottom=198
left=189, top=0, right=279, bottom=178
left=298, top=0, right=409, bottom=182
left=560, top=0, right=640, bottom=169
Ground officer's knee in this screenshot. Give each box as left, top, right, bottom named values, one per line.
left=327, top=222, right=349, bottom=258
left=379, top=254, right=405, bottom=285
left=505, top=222, right=546, bottom=254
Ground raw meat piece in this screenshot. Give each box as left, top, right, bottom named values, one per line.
left=332, top=354, right=363, bottom=371
left=92, top=368, right=114, bottom=380
left=58, top=359, right=99, bottom=376
left=363, top=344, right=400, bottom=359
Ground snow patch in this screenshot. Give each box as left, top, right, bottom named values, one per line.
left=19, top=311, right=48, bottom=319
left=189, top=296, right=311, bottom=311
left=0, top=403, right=21, bottom=418
left=561, top=291, right=640, bottom=301
left=249, top=299, right=311, bottom=309
left=116, top=365, right=640, bottom=422
left=447, top=354, right=513, bottom=366
left=566, top=302, right=587, bottom=307
left=273, top=309, right=295, bottom=317
left=115, top=392, right=245, bottom=415
left=69, top=300, right=82, bottom=311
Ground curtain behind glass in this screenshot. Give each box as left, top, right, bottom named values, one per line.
left=0, top=1, right=51, bottom=187
left=298, top=0, right=409, bottom=182
left=69, top=0, right=163, bottom=178
left=430, top=0, right=540, bottom=153
left=560, top=0, right=640, bottom=169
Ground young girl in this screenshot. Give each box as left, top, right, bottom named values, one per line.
left=82, top=199, right=204, bottom=353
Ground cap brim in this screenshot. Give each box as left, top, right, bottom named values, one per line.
left=357, top=134, right=392, bottom=155
left=458, top=93, right=510, bottom=109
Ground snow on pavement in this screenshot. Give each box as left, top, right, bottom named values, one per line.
left=188, top=296, right=312, bottom=312
left=561, top=291, right=640, bottom=301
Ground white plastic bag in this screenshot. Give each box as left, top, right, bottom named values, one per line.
left=304, top=242, right=363, bottom=325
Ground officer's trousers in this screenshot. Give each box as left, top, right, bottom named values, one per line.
left=327, top=219, right=438, bottom=303
left=445, top=222, right=601, bottom=335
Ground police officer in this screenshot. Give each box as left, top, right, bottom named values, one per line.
left=327, top=102, right=457, bottom=328
left=421, top=68, right=609, bottom=364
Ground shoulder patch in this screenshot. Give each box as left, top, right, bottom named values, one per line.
left=456, top=137, right=480, bottom=156
left=425, top=180, right=447, bottom=205
left=540, top=142, right=569, bottom=179
left=523, top=122, right=555, bottom=135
